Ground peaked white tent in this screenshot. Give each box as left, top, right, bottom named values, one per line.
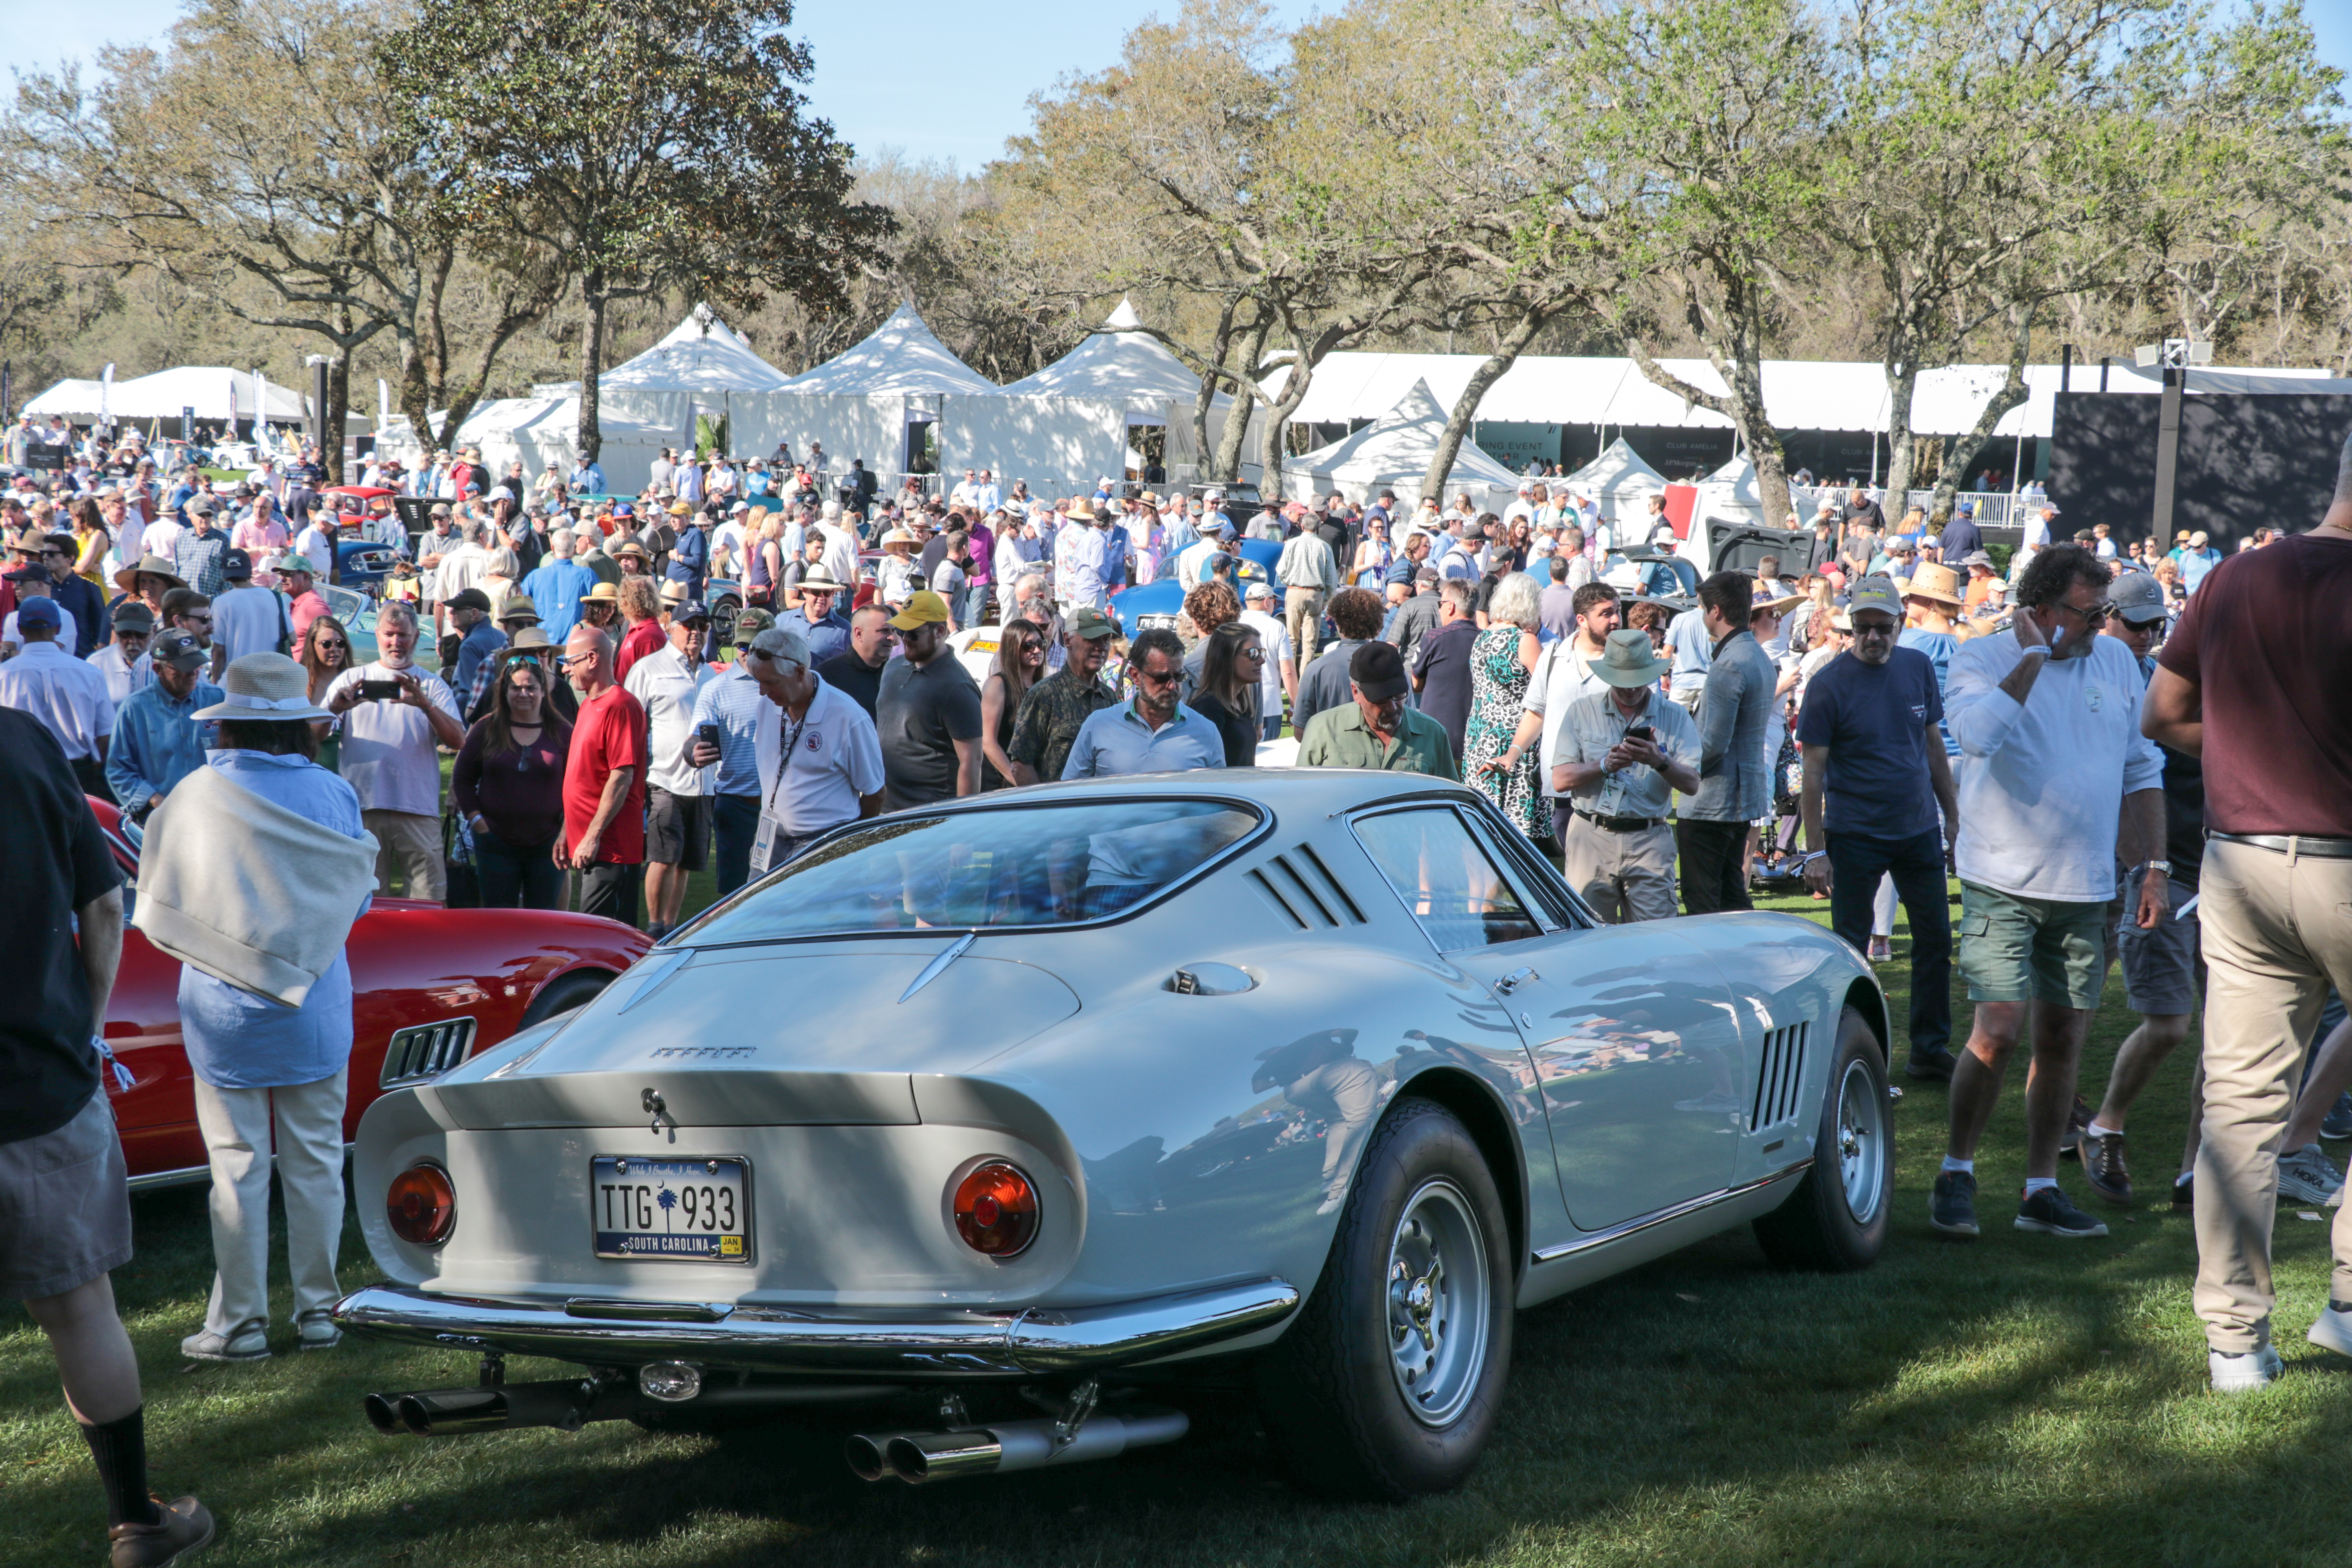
left=1002, top=298, right=1203, bottom=417
left=778, top=301, right=999, bottom=398
left=1283, top=379, right=1521, bottom=509
left=22, top=379, right=111, bottom=422
left=744, top=301, right=1002, bottom=481
left=603, top=307, right=795, bottom=394
left=452, top=395, right=673, bottom=496
left=109, top=367, right=312, bottom=424
left=1559, top=437, right=1669, bottom=520
left=1690, top=452, right=1767, bottom=527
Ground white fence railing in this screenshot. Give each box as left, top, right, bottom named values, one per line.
left=1789, top=485, right=2034, bottom=528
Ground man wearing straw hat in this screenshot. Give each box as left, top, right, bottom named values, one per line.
left=136, top=653, right=377, bottom=1363
left=1549, top=628, right=1700, bottom=923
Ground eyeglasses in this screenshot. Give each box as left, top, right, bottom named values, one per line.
left=2056, top=600, right=2111, bottom=625
left=1133, top=665, right=1183, bottom=688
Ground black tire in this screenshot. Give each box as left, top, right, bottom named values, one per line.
left=1751, top=1005, right=1890, bottom=1271
left=1256, top=1096, right=1513, bottom=1501
left=710, top=594, right=741, bottom=649
left=520, top=968, right=615, bottom=1030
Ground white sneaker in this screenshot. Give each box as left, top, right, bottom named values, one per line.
left=2209, top=1341, right=2283, bottom=1392
left=2278, top=1144, right=2344, bottom=1205
left=297, top=1309, right=342, bottom=1352
left=2308, top=1303, right=2352, bottom=1359
left=180, top=1317, right=270, bottom=1363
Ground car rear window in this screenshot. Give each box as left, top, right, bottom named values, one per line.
left=681, top=800, right=1261, bottom=944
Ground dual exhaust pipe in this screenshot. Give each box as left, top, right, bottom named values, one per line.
left=846, top=1408, right=1189, bottom=1485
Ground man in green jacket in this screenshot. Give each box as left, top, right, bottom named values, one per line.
left=1296, top=642, right=1459, bottom=779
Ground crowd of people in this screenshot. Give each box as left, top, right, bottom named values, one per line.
left=4, top=409, right=2350, bottom=1559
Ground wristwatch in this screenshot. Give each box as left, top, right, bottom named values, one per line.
left=2141, top=860, right=2172, bottom=876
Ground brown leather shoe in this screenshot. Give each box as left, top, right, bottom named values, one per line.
left=2084, top=1132, right=2134, bottom=1205
left=110, top=1495, right=214, bottom=1568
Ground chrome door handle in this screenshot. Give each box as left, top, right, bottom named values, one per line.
left=1493, top=967, right=1537, bottom=996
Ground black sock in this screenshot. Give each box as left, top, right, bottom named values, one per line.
left=78, top=1406, right=160, bottom=1529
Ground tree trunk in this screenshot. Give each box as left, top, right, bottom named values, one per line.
left=1929, top=309, right=2033, bottom=525
left=1189, top=298, right=1238, bottom=479
left=1422, top=309, right=1548, bottom=501
left=1209, top=314, right=1269, bottom=483
left=1258, top=361, right=1314, bottom=501
left=325, top=343, right=352, bottom=486
left=1881, top=356, right=1917, bottom=521
left=578, top=270, right=606, bottom=464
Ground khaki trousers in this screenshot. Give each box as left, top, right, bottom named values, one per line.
left=1562, top=814, right=1678, bottom=923
left=1284, top=587, right=1327, bottom=672
left=2191, top=839, right=2352, bottom=1352
left=193, top=1067, right=349, bottom=1336
left=365, top=807, right=445, bottom=902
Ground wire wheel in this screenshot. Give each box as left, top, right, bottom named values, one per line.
left=1385, top=1177, right=1491, bottom=1429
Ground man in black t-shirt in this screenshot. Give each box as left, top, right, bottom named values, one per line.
left=815, top=604, right=895, bottom=720
left=0, top=709, right=214, bottom=1559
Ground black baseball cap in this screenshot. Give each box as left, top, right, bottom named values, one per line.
left=221, top=547, right=253, bottom=580
left=1350, top=641, right=1410, bottom=702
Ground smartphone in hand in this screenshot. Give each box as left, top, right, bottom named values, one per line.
left=357, top=678, right=401, bottom=702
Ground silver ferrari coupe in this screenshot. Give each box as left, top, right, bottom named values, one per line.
left=335, top=769, right=1891, bottom=1500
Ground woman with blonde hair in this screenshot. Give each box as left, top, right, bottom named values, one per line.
left=69, top=496, right=112, bottom=592
left=481, top=546, right=521, bottom=620
left=979, top=618, right=1048, bottom=789
left=877, top=526, right=921, bottom=608
left=296, top=613, right=353, bottom=771
left=1462, top=570, right=1546, bottom=837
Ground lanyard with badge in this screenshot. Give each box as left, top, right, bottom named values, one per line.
left=749, top=704, right=813, bottom=878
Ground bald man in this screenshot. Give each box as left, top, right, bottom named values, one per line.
left=559, top=625, right=648, bottom=927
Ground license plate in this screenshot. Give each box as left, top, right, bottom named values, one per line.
left=591, top=1156, right=753, bottom=1262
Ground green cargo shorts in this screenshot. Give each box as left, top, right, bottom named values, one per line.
left=1956, top=880, right=2109, bottom=1009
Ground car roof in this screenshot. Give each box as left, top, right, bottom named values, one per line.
left=949, top=768, right=1482, bottom=818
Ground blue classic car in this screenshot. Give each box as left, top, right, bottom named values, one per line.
left=336, top=771, right=1891, bottom=1501
left=1113, top=537, right=1283, bottom=636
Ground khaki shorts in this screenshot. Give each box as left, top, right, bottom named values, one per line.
left=1956, top=880, right=2108, bottom=1010
left=0, top=1089, right=132, bottom=1300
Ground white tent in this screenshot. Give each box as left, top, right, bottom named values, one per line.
left=602, top=306, right=795, bottom=394
left=778, top=301, right=999, bottom=398
left=22, top=379, right=111, bottom=422
left=1559, top=437, right=1670, bottom=520
left=1283, top=379, right=1522, bottom=509
left=1691, top=452, right=1767, bottom=526
left=1002, top=298, right=1207, bottom=424
left=109, top=367, right=311, bottom=424
left=452, top=395, right=673, bottom=496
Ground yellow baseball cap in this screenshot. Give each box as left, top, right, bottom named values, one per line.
left=888, top=590, right=951, bottom=631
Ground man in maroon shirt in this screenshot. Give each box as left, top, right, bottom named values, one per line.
left=559, top=625, right=648, bottom=928
left=2145, top=429, right=2352, bottom=1390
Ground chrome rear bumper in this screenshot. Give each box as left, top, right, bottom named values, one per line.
left=331, top=1277, right=1300, bottom=1378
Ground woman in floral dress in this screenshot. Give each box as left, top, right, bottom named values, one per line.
left=1461, top=571, right=1546, bottom=838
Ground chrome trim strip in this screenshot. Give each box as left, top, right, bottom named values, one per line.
left=898, top=931, right=977, bottom=1004
left=332, top=1276, right=1300, bottom=1379
left=1530, top=1162, right=1814, bottom=1264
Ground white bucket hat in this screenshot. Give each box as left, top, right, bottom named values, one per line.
left=190, top=652, right=336, bottom=723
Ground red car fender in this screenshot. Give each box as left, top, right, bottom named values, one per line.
left=87, top=795, right=651, bottom=1184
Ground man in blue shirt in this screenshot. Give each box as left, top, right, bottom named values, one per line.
left=567, top=456, right=604, bottom=496
left=443, top=588, right=505, bottom=699
left=517, top=528, right=595, bottom=641
left=776, top=574, right=852, bottom=666
left=105, top=630, right=221, bottom=819
left=1798, top=577, right=1960, bottom=1080
left=2178, top=529, right=2224, bottom=593
left=1060, top=628, right=1224, bottom=779
left=1938, top=503, right=1983, bottom=564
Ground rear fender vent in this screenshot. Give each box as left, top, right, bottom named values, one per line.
left=1749, top=1022, right=1811, bottom=1132
left=380, top=1016, right=480, bottom=1089
left=1249, top=844, right=1367, bottom=930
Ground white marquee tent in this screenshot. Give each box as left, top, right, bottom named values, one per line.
left=22, top=379, right=111, bottom=422
left=1002, top=298, right=1203, bottom=421
left=1688, top=452, right=1767, bottom=529
left=751, top=301, right=1002, bottom=477
left=1558, top=437, right=1669, bottom=520
left=111, top=367, right=315, bottom=424
left=1283, top=379, right=1522, bottom=509
left=452, top=395, right=673, bottom=496
left=778, top=301, right=1000, bottom=399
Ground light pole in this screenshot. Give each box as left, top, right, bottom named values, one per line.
left=2134, top=337, right=2211, bottom=545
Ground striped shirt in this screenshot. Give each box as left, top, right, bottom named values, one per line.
left=690, top=663, right=769, bottom=796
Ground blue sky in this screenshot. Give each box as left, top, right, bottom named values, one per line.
left=2, top=0, right=2344, bottom=173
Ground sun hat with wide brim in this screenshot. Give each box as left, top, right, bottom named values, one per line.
left=189, top=652, right=335, bottom=723
left=113, top=554, right=186, bottom=595
left=1901, top=561, right=1964, bottom=607
left=1590, top=627, right=1675, bottom=688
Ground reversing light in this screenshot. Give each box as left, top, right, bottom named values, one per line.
left=387, top=1162, right=456, bottom=1246
left=952, top=1161, right=1039, bottom=1258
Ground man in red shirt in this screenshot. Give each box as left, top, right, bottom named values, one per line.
left=612, top=575, right=664, bottom=683
left=2146, top=432, right=2352, bottom=1391
left=559, top=625, right=647, bottom=928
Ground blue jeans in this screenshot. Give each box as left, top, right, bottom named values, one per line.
left=712, top=793, right=762, bottom=897
left=1828, top=826, right=1952, bottom=1057
left=962, top=583, right=993, bottom=628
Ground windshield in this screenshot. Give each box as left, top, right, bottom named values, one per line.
left=682, top=800, right=1261, bottom=944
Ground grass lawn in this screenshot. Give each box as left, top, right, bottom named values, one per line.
left=7, top=887, right=2348, bottom=1568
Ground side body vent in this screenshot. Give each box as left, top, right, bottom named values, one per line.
left=1748, top=1022, right=1811, bottom=1132
left=380, top=1016, right=480, bottom=1089
left=1248, top=844, right=1367, bottom=930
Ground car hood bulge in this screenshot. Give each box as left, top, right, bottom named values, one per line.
left=425, top=947, right=1081, bottom=1130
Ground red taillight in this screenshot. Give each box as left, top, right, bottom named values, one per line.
left=387, top=1162, right=456, bottom=1246
left=953, top=1161, right=1039, bottom=1258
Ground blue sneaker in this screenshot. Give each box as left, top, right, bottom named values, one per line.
left=2323, top=1092, right=2352, bottom=1142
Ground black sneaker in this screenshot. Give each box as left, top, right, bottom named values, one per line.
left=2084, top=1132, right=2134, bottom=1206
left=2016, top=1185, right=2109, bottom=1237
left=1930, top=1169, right=1979, bottom=1238
left=2325, top=1092, right=2352, bottom=1141
left=1906, top=1047, right=1958, bottom=1082
left=2172, top=1171, right=2195, bottom=1211
left=2058, top=1096, right=2092, bottom=1160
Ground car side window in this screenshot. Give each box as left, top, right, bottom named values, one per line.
left=1352, top=807, right=1544, bottom=951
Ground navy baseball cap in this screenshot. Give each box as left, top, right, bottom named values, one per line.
left=221, top=547, right=253, bottom=580
left=15, top=596, right=60, bottom=630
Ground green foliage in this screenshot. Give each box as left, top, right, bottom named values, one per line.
left=694, top=413, right=729, bottom=461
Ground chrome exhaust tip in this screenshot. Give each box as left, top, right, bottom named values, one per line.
left=362, top=1393, right=405, bottom=1435
left=886, top=1428, right=1004, bottom=1484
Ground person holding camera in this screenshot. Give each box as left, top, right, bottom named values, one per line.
left=323, top=600, right=465, bottom=900
left=1549, top=628, right=1699, bottom=923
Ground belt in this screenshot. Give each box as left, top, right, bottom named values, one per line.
left=1576, top=809, right=1664, bottom=834
left=2208, top=831, right=2352, bottom=859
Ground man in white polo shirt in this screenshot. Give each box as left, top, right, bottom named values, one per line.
left=742, top=626, right=884, bottom=877
left=624, top=597, right=716, bottom=938
left=321, top=600, right=465, bottom=900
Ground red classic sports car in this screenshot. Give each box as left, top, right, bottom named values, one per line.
left=87, top=796, right=652, bottom=1187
